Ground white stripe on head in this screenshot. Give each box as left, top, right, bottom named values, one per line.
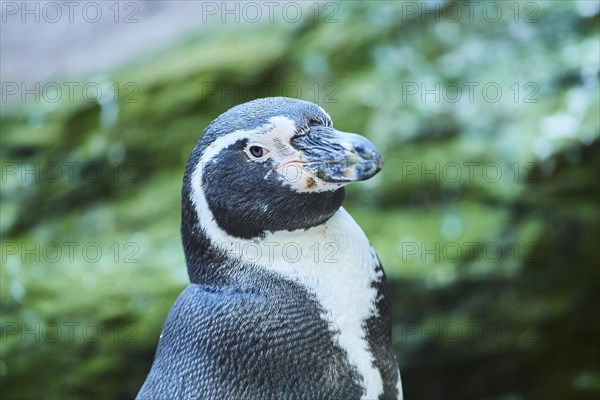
left=190, top=116, right=384, bottom=399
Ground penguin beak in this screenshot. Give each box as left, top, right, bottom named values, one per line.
left=291, top=126, right=383, bottom=183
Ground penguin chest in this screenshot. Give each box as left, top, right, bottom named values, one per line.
left=257, top=208, right=386, bottom=399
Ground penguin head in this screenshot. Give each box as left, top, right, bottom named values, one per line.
left=182, top=97, right=382, bottom=243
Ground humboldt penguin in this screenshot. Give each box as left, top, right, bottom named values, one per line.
left=137, top=97, right=403, bottom=399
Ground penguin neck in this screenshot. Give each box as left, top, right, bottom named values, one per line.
left=181, top=186, right=346, bottom=285
left=181, top=183, right=345, bottom=285
left=181, top=193, right=224, bottom=284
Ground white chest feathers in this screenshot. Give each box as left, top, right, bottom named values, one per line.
left=219, top=208, right=385, bottom=399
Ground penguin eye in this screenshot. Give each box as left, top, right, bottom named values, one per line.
left=248, top=145, right=268, bottom=159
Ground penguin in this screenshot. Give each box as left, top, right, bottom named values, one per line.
left=137, top=97, right=403, bottom=400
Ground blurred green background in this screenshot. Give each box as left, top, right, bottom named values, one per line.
left=1, top=1, right=599, bottom=399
